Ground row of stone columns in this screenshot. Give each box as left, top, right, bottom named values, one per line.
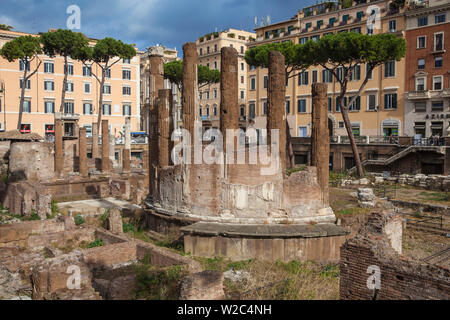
left=54, top=118, right=132, bottom=178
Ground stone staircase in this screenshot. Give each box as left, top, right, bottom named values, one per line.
left=348, top=146, right=447, bottom=174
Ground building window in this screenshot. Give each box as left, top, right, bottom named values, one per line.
left=214, top=89, right=218, bottom=99
left=431, top=101, right=444, bottom=112
left=312, top=70, right=318, bottom=83
left=123, top=105, right=131, bottom=116
left=44, top=80, right=54, bottom=91
left=66, top=82, right=74, bottom=92
left=123, top=58, right=130, bottom=64
left=83, top=65, right=92, bottom=77
left=367, top=26, right=374, bottom=35
left=336, top=67, right=344, bottom=82
left=44, top=61, right=54, bottom=73
left=214, top=61, right=218, bottom=69
left=64, top=64, right=74, bottom=75
left=298, top=71, right=309, bottom=85
left=433, top=76, right=443, bottom=90
left=240, top=91, right=244, bottom=99
left=384, top=93, right=397, bottom=110
left=299, top=37, right=308, bottom=44
left=207, top=46, right=210, bottom=54
left=366, top=64, right=373, bottom=80
left=263, top=101, right=268, bottom=115
left=250, top=77, right=256, bottom=90
left=214, top=106, right=217, bottom=116
left=19, top=60, right=30, bottom=71
left=102, top=104, right=111, bottom=115
left=241, top=76, right=244, bottom=84
left=286, top=100, right=290, bottom=114
left=84, top=83, right=91, bottom=94
left=322, top=69, right=332, bottom=83
left=435, top=13, right=446, bottom=24
left=241, top=63, right=244, bottom=71
left=240, top=105, right=245, bottom=117
left=348, top=96, right=361, bottom=111
left=64, top=102, right=74, bottom=114
left=297, top=99, right=307, bottom=113
left=214, top=44, right=217, bottom=52
left=20, top=79, right=31, bottom=89
left=350, top=65, right=361, bottom=81
left=328, top=97, right=332, bottom=112
left=336, top=97, right=346, bottom=112
left=105, top=68, right=111, bottom=78
left=368, top=94, right=376, bottom=111
left=434, top=33, right=444, bottom=51
left=199, top=48, right=203, bottom=55
left=417, top=16, right=428, bottom=27
left=417, top=36, right=426, bottom=48
left=384, top=61, right=395, bottom=77
left=20, top=124, right=31, bottom=133
left=263, top=76, right=268, bottom=89
left=339, top=121, right=344, bottom=128
left=416, top=77, right=426, bottom=91
left=415, top=101, right=426, bottom=112
left=122, top=69, right=131, bottom=80
left=22, top=100, right=31, bottom=113
left=123, top=85, right=131, bottom=95
left=418, top=58, right=425, bottom=70
left=435, top=56, right=443, bottom=68
left=103, top=84, right=111, bottom=94
left=388, top=20, right=396, bottom=32
left=298, top=126, right=307, bottom=137
left=350, top=27, right=361, bottom=33
left=206, top=91, right=210, bottom=99
left=248, top=103, right=255, bottom=119
left=44, top=101, right=55, bottom=113
left=83, top=103, right=93, bottom=115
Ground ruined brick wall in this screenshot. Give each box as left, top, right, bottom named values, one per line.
left=340, top=211, right=450, bottom=300
left=340, top=241, right=450, bottom=300
left=0, top=141, right=10, bottom=178
left=0, top=220, right=65, bottom=248
left=83, top=242, right=138, bottom=268
left=9, top=142, right=55, bottom=182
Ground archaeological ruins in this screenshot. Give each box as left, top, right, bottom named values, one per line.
left=0, top=43, right=448, bottom=301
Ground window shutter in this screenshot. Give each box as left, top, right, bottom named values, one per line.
left=305, top=71, right=309, bottom=85
left=393, top=94, right=397, bottom=109
left=384, top=94, right=388, bottom=109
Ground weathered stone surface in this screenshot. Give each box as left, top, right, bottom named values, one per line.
left=9, top=142, right=55, bottom=182
left=79, top=127, right=88, bottom=177
left=179, top=270, right=225, bottom=300
left=357, top=188, right=376, bottom=208
left=2, top=181, right=51, bottom=219
left=158, top=89, right=173, bottom=168
left=54, top=119, right=63, bottom=177
left=107, top=208, right=123, bottom=234
left=101, top=120, right=110, bottom=173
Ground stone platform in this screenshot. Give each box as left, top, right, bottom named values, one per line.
left=181, top=222, right=349, bottom=263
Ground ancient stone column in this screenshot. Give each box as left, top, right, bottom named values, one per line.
left=158, top=89, right=173, bottom=167
left=148, top=47, right=165, bottom=199
left=182, top=43, right=199, bottom=147
left=267, top=50, right=287, bottom=172
left=79, top=127, right=88, bottom=177
left=54, top=119, right=63, bottom=176
left=92, top=122, right=99, bottom=161
left=123, top=117, right=131, bottom=173
left=220, top=47, right=239, bottom=162
left=101, top=120, right=110, bottom=173
left=311, top=83, right=330, bottom=206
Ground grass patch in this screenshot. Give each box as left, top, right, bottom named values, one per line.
left=418, top=191, right=450, bottom=202
left=286, top=165, right=306, bottom=177
left=74, top=215, right=86, bottom=226
left=336, top=207, right=370, bottom=216
left=87, top=238, right=104, bottom=248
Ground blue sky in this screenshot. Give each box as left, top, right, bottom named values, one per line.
left=0, top=0, right=313, bottom=53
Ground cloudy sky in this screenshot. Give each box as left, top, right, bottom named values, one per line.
left=0, top=0, right=313, bottom=53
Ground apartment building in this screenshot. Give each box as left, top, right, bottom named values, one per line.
left=0, top=29, right=140, bottom=138
left=404, top=0, right=450, bottom=139
left=247, top=0, right=406, bottom=138
left=196, top=28, right=256, bottom=130
left=140, top=45, right=182, bottom=132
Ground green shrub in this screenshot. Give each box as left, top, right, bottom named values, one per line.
left=99, top=209, right=110, bottom=228
left=87, top=239, right=104, bottom=248
left=74, top=215, right=86, bottom=226
left=123, top=222, right=135, bottom=233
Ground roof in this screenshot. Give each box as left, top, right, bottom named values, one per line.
left=0, top=130, right=44, bottom=141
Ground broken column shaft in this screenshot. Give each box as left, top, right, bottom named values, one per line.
left=220, top=47, right=239, bottom=163
left=92, top=122, right=99, bottom=159
left=267, top=50, right=287, bottom=172
left=79, top=127, right=88, bottom=177
left=123, top=117, right=131, bottom=173
left=101, top=120, right=110, bottom=173
left=158, top=89, right=173, bottom=167
left=311, top=83, right=330, bottom=206
left=54, top=119, right=63, bottom=176
left=182, top=43, right=199, bottom=155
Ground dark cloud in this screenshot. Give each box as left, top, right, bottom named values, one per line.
left=0, top=0, right=311, bottom=52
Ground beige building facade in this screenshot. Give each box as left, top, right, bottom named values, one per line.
left=247, top=0, right=407, bottom=139
left=0, top=29, right=140, bottom=138
left=196, top=28, right=256, bottom=130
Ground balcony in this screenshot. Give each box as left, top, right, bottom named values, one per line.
left=405, top=91, right=430, bottom=100
left=54, top=112, right=80, bottom=121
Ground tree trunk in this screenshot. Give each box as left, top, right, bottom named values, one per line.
left=96, top=69, right=106, bottom=132
left=17, top=64, right=27, bottom=130
left=60, top=56, right=68, bottom=113
left=340, top=102, right=363, bottom=177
